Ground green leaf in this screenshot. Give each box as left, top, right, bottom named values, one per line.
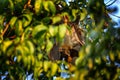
left=37, top=53, right=43, bottom=60
left=88, top=30, right=99, bottom=40
left=0, top=0, right=9, bottom=13
left=48, top=1, right=56, bottom=15
left=25, top=40, right=35, bottom=54
left=8, top=0, right=14, bottom=12
left=34, top=61, right=43, bottom=78
left=22, top=46, right=29, bottom=55
left=76, top=49, right=85, bottom=65
left=27, top=55, right=31, bottom=69
left=46, top=39, right=53, bottom=53
left=16, top=43, right=30, bottom=56
left=52, top=16, right=61, bottom=24
left=42, top=17, right=51, bottom=24
left=80, top=8, right=87, bottom=20
left=15, top=20, right=23, bottom=36
left=24, top=27, right=32, bottom=39
left=43, top=1, right=56, bottom=15
left=49, top=26, right=54, bottom=36
left=49, top=25, right=58, bottom=37
left=59, top=24, right=67, bottom=40
left=32, top=24, right=48, bottom=38
left=9, top=16, right=18, bottom=28
left=72, top=9, right=79, bottom=21
left=22, top=13, right=32, bottom=27
left=16, top=45, right=24, bottom=55
left=34, top=0, right=42, bottom=14
left=23, top=56, right=28, bottom=67
left=49, top=24, right=67, bottom=42
left=0, top=15, right=4, bottom=25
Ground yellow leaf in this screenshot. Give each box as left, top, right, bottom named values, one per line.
left=88, top=58, right=93, bottom=69
left=44, top=61, right=51, bottom=72
left=38, top=53, right=43, bottom=60
left=16, top=20, right=23, bottom=36
left=17, top=55, right=22, bottom=62
left=76, top=50, right=85, bottom=65
left=80, top=8, right=87, bottom=20
left=109, top=51, right=115, bottom=61
left=49, top=26, right=54, bottom=36
left=85, top=45, right=91, bottom=54
left=72, top=9, right=79, bottom=21
left=9, top=16, right=17, bottom=28
left=95, top=57, right=101, bottom=64
left=3, top=41, right=13, bottom=53
left=25, top=40, right=35, bottom=54
left=18, top=20, right=23, bottom=32
left=43, top=1, right=49, bottom=12
left=31, top=55, right=35, bottom=66
left=51, top=62, right=58, bottom=76
left=34, top=0, right=42, bottom=14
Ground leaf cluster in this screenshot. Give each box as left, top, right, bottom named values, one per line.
left=0, top=0, right=120, bottom=80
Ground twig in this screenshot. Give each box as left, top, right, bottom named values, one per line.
left=109, top=13, right=120, bottom=18
left=24, top=0, right=31, bottom=9
left=2, top=22, right=10, bottom=37
left=105, top=0, right=112, bottom=5
left=106, top=0, right=117, bottom=7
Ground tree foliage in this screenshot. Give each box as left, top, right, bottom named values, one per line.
left=0, top=0, right=120, bottom=80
